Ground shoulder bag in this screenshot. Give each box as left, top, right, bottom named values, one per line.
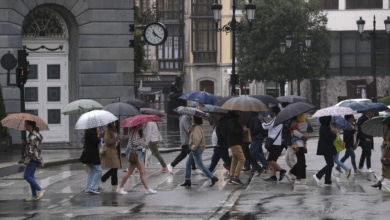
left=264, top=130, right=281, bottom=151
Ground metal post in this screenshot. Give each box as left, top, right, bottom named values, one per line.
left=371, top=16, right=377, bottom=102
left=18, top=84, right=26, bottom=164
left=231, top=1, right=237, bottom=96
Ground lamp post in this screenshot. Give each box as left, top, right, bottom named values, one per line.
left=280, top=34, right=312, bottom=96
left=211, top=0, right=256, bottom=96
left=356, top=16, right=390, bottom=102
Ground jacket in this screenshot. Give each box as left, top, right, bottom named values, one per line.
left=316, top=125, right=337, bottom=156
left=227, top=115, right=243, bottom=147
left=24, top=130, right=43, bottom=164
left=216, top=116, right=228, bottom=148
left=357, top=114, right=374, bottom=149
left=100, top=127, right=121, bottom=168
left=79, top=128, right=101, bottom=165
left=189, top=125, right=205, bottom=150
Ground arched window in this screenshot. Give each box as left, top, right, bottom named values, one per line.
left=22, top=8, right=68, bottom=38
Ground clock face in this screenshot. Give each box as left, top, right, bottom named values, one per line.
left=144, top=22, right=168, bottom=46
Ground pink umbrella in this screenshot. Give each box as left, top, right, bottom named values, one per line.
left=120, top=114, right=162, bottom=128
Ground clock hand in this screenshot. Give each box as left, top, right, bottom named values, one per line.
left=152, top=30, right=162, bottom=39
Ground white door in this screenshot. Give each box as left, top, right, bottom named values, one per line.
left=25, top=56, right=69, bottom=142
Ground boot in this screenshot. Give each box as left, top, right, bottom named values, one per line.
left=180, top=180, right=191, bottom=187
left=210, top=177, right=219, bottom=186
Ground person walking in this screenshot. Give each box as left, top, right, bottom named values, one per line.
left=371, top=117, right=390, bottom=190
left=79, top=127, right=103, bottom=194
left=337, top=115, right=360, bottom=175
left=313, top=116, right=337, bottom=186
left=260, top=106, right=287, bottom=182
left=117, top=124, right=157, bottom=195
left=23, top=120, right=45, bottom=201
left=167, top=115, right=196, bottom=174
left=100, top=121, right=121, bottom=192
left=181, top=116, right=219, bottom=187
left=143, top=120, right=168, bottom=173
left=248, top=112, right=267, bottom=173
left=331, top=123, right=352, bottom=178
left=357, top=109, right=374, bottom=172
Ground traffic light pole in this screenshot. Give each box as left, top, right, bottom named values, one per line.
left=18, top=84, right=26, bottom=164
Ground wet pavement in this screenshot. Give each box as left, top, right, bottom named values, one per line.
left=0, top=116, right=390, bottom=219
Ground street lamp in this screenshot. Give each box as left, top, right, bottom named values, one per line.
left=356, top=16, right=390, bottom=102
left=280, top=34, right=312, bottom=95
left=211, top=0, right=256, bottom=96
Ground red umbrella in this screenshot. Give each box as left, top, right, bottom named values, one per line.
left=120, top=114, right=162, bottom=128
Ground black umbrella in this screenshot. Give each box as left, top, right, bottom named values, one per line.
left=361, top=116, right=388, bottom=137
left=115, top=97, right=146, bottom=108
left=250, top=95, right=278, bottom=106
left=103, top=102, right=140, bottom=117
left=214, top=96, right=234, bottom=107
left=273, top=102, right=316, bottom=127
left=277, top=95, right=311, bottom=104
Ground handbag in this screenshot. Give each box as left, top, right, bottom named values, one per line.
left=381, top=148, right=390, bottom=165
left=333, top=135, right=345, bottom=152
left=129, top=152, right=138, bottom=164
left=264, top=130, right=281, bottom=151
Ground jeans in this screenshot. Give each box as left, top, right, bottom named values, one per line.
left=340, top=147, right=357, bottom=171
left=24, top=160, right=42, bottom=197
left=208, top=146, right=231, bottom=172
left=171, top=145, right=196, bottom=169
left=230, top=145, right=246, bottom=179
left=333, top=152, right=348, bottom=172
left=101, top=168, right=118, bottom=186
left=250, top=139, right=267, bottom=167
left=185, top=148, right=214, bottom=180
left=85, top=164, right=102, bottom=192
left=316, top=154, right=334, bottom=184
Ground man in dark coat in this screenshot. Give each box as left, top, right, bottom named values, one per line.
left=357, top=109, right=374, bottom=172
left=209, top=112, right=231, bottom=172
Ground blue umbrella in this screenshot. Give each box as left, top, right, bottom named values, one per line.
left=179, top=91, right=219, bottom=105
left=331, top=116, right=354, bottom=130
left=357, top=102, right=390, bottom=113
left=342, top=102, right=366, bottom=112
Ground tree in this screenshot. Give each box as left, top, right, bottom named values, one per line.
left=237, top=0, right=331, bottom=95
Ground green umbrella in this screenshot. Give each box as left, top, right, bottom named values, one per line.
left=62, top=99, right=103, bottom=115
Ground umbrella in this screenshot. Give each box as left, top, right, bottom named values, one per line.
left=174, top=106, right=211, bottom=121
left=357, top=102, right=390, bottom=113
left=273, top=102, right=316, bottom=126
left=120, top=114, right=162, bottom=128
left=361, top=116, right=388, bottom=137
left=62, top=99, right=103, bottom=115
left=1, top=113, right=49, bottom=131
left=140, top=108, right=165, bottom=117
left=179, top=91, right=219, bottom=105
left=250, top=95, right=279, bottom=106
left=201, top=104, right=229, bottom=114
left=312, top=106, right=357, bottom=118
left=115, top=97, right=145, bottom=108
left=331, top=116, right=354, bottom=130
left=341, top=102, right=366, bottom=112
left=214, top=96, right=234, bottom=107
left=75, top=110, right=118, bottom=130
left=221, top=96, right=268, bottom=112
left=103, top=102, right=140, bottom=117
left=277, top=95, right=310, bottom=104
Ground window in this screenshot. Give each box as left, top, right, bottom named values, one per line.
left=158, top=25, right=184, bottom=70
left=320, top=0, right=338, bottom=9
left=192, top=19, right=217, bottom=63
left=346, top=0, right=382, bottom=9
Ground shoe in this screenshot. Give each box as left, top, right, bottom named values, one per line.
left=89, top=189, right=101, bottom=194
left=256, top=167, right=265, bottom=176
left=180, top=180, right=191, bottom=187
left=228, top=179, right=234, bottom=184
left=241, top=166, right=250, bottom=172
left=24, top=196, right=37, bottom=202
left=294, top=179, right=302, bottom=184
left=368, top=168, right=375, bottom=173
left=313, top=174, right=321, bottom=185
left=112, top=185, right=118, bottom=192
left=161, top=167, right=168, bottom=173
left=116, top=188, right=128, bottom=195
left=285, top=172, right=293, bottom=182
left=265, top=176, right=277, bottom=182
left=346, top=168, right=351, bottom=179
left=355, top=169, right=361, bottom=175
left=167, top=164, right=174, bottom=174
left=210, top=176, right=219, bottom=186
left=279, top=169, right=287, bottom=181
left=36, top=189, right=46, bottom=200
left=123, top=168, right=128, bottom=172
left=231, top=178, right=243, bottom=185
left=335, top=166, right=342, bottom=173
left=145, top=188, right=157, bottom=194
left=324, top=183, right=332, bottom=187
left=371, top=182, right=382, bottom=190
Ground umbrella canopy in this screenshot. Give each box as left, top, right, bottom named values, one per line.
left=62, top=99, right=103, bottom=115
left=115, top=97, right=146, bottom=108
left=1, top=113, right=49, bottom=131
left=250, top=95, right=279, bottom=107
left=357, top=102, right=390, bottom=113
left=201, top=104, right=229, bottom=114
left=273, top=102, right=316, bottom=126
left=277, top=95, right=310, bottom=104
left=103, top=102, right=140, bottom=117
left=174, top=106, right=211, bottom=121
left=312, top=106, right=356, bottom=118
left=331, top=116, right=354, bottom=130
left=221, top=96, right=268, bottom=112
left=179, top=91, right=219, bottom=105
left=361, top=116, right=388, bottom=137
left=140, top=108, right=165, bottom=117
left=341, top=102, right=366, bottom=112
left=214, top=96, right=234, bottom=107
left=75, top=110, right=118, bottom=130
left=120, top=114, right=162, bottom=128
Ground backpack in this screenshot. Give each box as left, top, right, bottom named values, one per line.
left=281, top=122, right=292, bottom=147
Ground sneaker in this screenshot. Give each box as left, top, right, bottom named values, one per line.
left=294, top=179, right=302, bottom=184
left=231, top=178, right=243, bottom=185
left=123, top=168, right=128, bottom=172
left=89, top=189, right=101, bottom=194
left=335, top=166, right=342, bottom=173
left=228, top=179, right=234, bottom=184
left=241, top=166, right=250, bottom=172
left=116, top=188, right=128, bottom=195
left=167, top=164, right=174, bottom=174
left=324, top=183, right=332, bottom=187
left=36, top=189, right=46, bottom=200
left=346, top=168, right=351, bottom=179
left=265, top=176, right=277, bottom=182
left=145, top=188, right=157, bottom=194
left=24, top=196, right=37, bottom=202
left=368, top=168, right=375, bottom=173
left=161, top=167, right=168, bottom=173
left=279, top=169, right=287, bottom=181
left=285, top=172, right=293, bottom=182
left=313, top=174, right=321, bottom=185
left=355, top=169, right=362, bottom=175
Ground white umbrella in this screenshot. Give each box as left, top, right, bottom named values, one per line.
left=174, top=106, right=211, bottom=121
left=75, top=110, right=118, bottom=130
left=312, top=106, right=356, bottom=118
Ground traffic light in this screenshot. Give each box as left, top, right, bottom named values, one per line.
left=17, top=50, right=29, bottom=68
left=17, top=50, right=29, bottom=87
